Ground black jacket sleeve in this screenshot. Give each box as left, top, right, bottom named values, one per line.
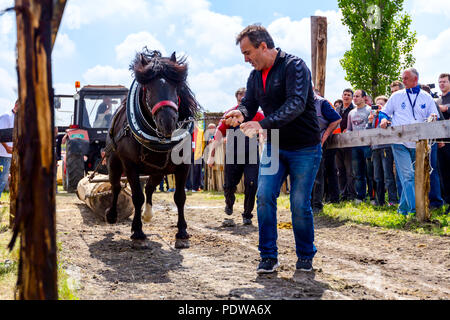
left=258, top=59, right=310, bottom=129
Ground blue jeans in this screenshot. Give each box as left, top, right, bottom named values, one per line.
left=0, top=157, right=11, bottom=195
left=257, top=143, right=321, bottom=260
left=391, top=144, right=416, bottom=215
left=352, top=146, right=371, bottom=200
left=429, top=143, right=444, bottom=208
left=372, top=147, right=398, bottom=205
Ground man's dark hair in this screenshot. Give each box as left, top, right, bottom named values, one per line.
left=343, top=88, right=354, bottom=96
left=439, top=73, right=450, bottom=82
left=358, top=89, right=367, bottom=97
left=334, top=99, right=343, bottom=106
left=390, top=80, right=405, bottom=89
left=236, top=24, right=275, bottom=49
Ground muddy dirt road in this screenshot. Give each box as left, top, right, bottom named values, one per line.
left=56, top=191, right=449, bottom=300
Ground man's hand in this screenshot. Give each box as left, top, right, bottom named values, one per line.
left=207, top=154, right=215, bottom=168
left=439, top=104, right=449, bottom=113
left=240, top=121, right=263, bottom=138
left=224, top=110, right=244, bottom=127
left=1, top=143, right=12, bottom=154
left=368, top=111, right=375, bottom=123
left=379, top=118, right=390, bottom=129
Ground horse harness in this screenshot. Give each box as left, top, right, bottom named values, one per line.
left=102, top=79, right=194, bottom=172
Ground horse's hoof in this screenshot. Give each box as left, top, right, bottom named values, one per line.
left=222, top=218, right=236, bottom=227
left=105, top=208, right=117, bottom=224
left=175, top=238, right=190, bottom=249
left=142, top=204, right=153, bottom=223
left=131, top=239, right=151, bottom=250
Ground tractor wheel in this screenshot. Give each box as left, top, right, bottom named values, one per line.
left=65, top=139, right=86, bottom=193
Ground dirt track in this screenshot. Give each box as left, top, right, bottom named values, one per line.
left=56, top=191, right=450, bottom=300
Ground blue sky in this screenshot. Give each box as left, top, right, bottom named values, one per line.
left=0, top=0, right=449, bottom=116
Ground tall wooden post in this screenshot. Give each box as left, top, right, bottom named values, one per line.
left=9, top=0, right=57, bottom=299
left=415, top=140, right=430, bottom=222
left=310, top=16, right=328, bottom=97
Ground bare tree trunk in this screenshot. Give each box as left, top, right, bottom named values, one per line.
left=9, top=0, right=57, bottom=300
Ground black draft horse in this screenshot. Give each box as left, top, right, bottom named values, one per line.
left=105, top=49, right=201, bottom=249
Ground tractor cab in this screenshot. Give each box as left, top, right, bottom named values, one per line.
left=55, top=83, right=128, bottom=192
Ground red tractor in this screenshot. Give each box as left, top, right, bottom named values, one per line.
left=55, top=83, right=128, bottom=192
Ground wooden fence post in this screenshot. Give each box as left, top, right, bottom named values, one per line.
left=311, top=16, right=327, bottom=97
left=415, top=140, right=430, bottom=222
left=9, top=0, right=58, bottom=300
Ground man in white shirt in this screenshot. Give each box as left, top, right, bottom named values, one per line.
left=379, top=68, right=440, bottom=215
left=0, top=100, right=18, bottom=195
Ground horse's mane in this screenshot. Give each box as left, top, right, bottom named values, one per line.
left=130, top=48, right=202, bottom=120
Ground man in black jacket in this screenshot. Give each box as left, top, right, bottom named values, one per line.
left=225, top=24, right=322, bottom=273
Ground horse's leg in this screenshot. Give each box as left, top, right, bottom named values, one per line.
left=105, top=153, right=123, bottom=224
left=125, top=168, right=147, bottom=243
left=174, top=165, right=190, bottom=249
left=142, top=174, right=163, bottom=223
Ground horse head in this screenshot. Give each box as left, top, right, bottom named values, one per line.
left=131, top=49, right=197, bottom=138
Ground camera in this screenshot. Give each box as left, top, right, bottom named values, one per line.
left=371, top=104, right=379, bottom=110
left=426, top=83, right=439, bottom=99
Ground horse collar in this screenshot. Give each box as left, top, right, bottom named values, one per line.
left=126, top=79, right=193, bottom=152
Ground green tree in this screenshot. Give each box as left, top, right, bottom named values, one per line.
left=338, top=0, right=417, bottom=99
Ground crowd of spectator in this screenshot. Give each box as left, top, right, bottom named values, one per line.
left=157, top=70, right=450, bottom=218
left=314, top=70, right=450, bottom=215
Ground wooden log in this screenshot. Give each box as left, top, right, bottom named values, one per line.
left=415, top=140, right=430, bottom=222
left=76, top=175, right=133, bottom=222
left=9, top=0, right=58, bottom=300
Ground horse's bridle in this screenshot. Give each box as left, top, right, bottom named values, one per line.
left=142, top=87, right=179, bottom=116
left=151, top=100, right=178, bottom=115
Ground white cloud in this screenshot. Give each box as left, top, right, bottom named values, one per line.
left=0, top=67, right=16, bottom=114
left=63, top=0, right=149, bottom=29
left=82, top=65, right=132, bottom=86
left=152, top=0, right=210, bottom=17
left=412, top=0, right=450, bottom=17
left=52, top=33, right=76, bottom=59
left=184, top=10, right=243, bottom=61
left=413, top=27, right=450, bottom=85
left=0, top=8, right=13, bottom=35
left=115, top=32, right=167, bottom=65
left=0, top=0, right=13, bottom=10
left=189, top=64, right=252, bottom=112
left=268, top=10, right=351, bottom=102
left=268, top=16, right=311, bottom=56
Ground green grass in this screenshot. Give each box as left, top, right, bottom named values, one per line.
left=322, top=200, right=449, bottom=236
left=201, top=191, right=449, bottom=236
left=0, top=192, right=79, bottom=300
